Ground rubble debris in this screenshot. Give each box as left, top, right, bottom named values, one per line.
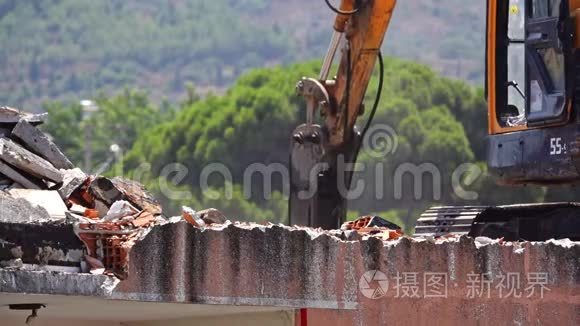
left=89, top=176, right=123, bottom=205
left=0, top=191, right=54, bottom=223
left=0, top=127, right=11, bottom=137
left=58, top=168, right=89, bottom=200
left=0, top=161, right=44, bottom=189
left=0, top=106, right=46, bottom=125
left=0, top=258, right=23, bottom=270
left=94, top=200, right=110, bottom=217
left=182, top=206, right=207, bottom=229
left=474, top=236, right=504, bottom=248
left=74, top=222, right=137, bottom=279
left=69, top=204, right=87, bottom=215
left=8, top=189, right=68, bottom=220
left=197, top=208, right=228, bottom=225
left=131, top=211, right=157, bottom=228
left=341, top=216, right=404, bottom=241
left=0, top=108, right=169, bottom=278
left=85, top=255, right=105, bottom=275
left=0, top=137, right=63, bottom=183
left=103, top=200, right=139, bottom=222
left=112, top=177, right=163, bottom=215
left=11, top=119, right=74, bottom=169
left=342, top=215, right=402, bottom=231
left=72, top=182, right=165, bottom=278
left=546, top=238, right=576, bottom=248
left=84, top=209, right=101, bottom=219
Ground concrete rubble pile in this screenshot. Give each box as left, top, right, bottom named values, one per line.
left=0, top=107, right=226, bottom=279
left=340, top=215, right=404, bottom=241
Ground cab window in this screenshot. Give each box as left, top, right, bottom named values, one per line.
left=503, top=0, right=526, bottom=127
left=526, top=0, right=567, bottom=124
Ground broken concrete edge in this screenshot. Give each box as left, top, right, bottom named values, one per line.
left=0, top=269, right=119, bottom=297
left=0, top=106, right=47, bottom=125
left=2, top=217, right=578, bottom=265
left=0, top=160, right=44, bottom=190
left=0, top=192, right=61, bottom=224
left=0, top=221, right=578, bottom=309
left=0, top=137, right=63, bottom=183
left=58, top=168, right=88, bottom=200
left=0, top=269, right=354, bottom=310
left=99, top=219, right=580, bottom=277
left=199, top=221, right=580, bottom=251
left=11, top=119, right=74, bottom=170
left=203, top=221, right=580, bottom=249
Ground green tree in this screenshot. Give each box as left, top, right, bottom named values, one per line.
left=43, top=89, right=168, bottom=171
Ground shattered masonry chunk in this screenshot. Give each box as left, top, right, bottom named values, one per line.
left=58, top=168, right=89, bottom=200
left=112, top=177, right=163, bottom=215
left=12, top=119, right=74, bottom=169
left=342, top=215, right=402, bottom=231
left=0, top=161, right=45, bottom=189
left=89, top=176, right=124, bottom=205
left=102, top=200, right=139, bottom=222
left=0, top=106, right=47, bottom=125
left=0, top=137, right=63, bottom=183
left=182, top=206, right=206, bottom=230
left=8, top=189, right=68, bottom=220
left=197, top=208, right=227, bottom=225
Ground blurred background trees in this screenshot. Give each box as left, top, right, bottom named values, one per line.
left=0, top=0, right=484, bottom=109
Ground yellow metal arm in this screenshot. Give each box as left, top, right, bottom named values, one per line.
left=323, top=0, right=396, bottom=147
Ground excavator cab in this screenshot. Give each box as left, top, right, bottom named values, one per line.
left=416, top=0, right=580, bottom=240
left=487, top=0, right=580, bottom=184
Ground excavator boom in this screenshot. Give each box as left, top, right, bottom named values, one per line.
left=289, top=0, right=396, bottom=229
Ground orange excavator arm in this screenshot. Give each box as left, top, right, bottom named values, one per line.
left=290, top=0, right=397, bottom=229
left=325, top=0, right=396, bottom=147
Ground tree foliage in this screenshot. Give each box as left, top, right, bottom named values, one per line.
left=43, top=89, right=169, bottom=171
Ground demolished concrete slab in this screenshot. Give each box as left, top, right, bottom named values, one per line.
left=0, top=222, right=578, bottom=325
left=58, top=168, right=88, bottom=200
left=0, top=192, right=84, bottom=266
left=0, top=108, right=169, bottom=281
left=0, top=127, right=11, bottom=138
left=0, top=191, right=59, bottom=223
left=0, top=106, right=46, bottom=125
left=0, top=138, right=63, bottom=183
left=11, top=119, right=74, bottom=170
left=7, top=189, right=68, bottom=220
left=0, top=161, right=44, bottom=189
left=89, top=176, right=124, bottom=206
left=112, top=177, right=163, bottom=215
